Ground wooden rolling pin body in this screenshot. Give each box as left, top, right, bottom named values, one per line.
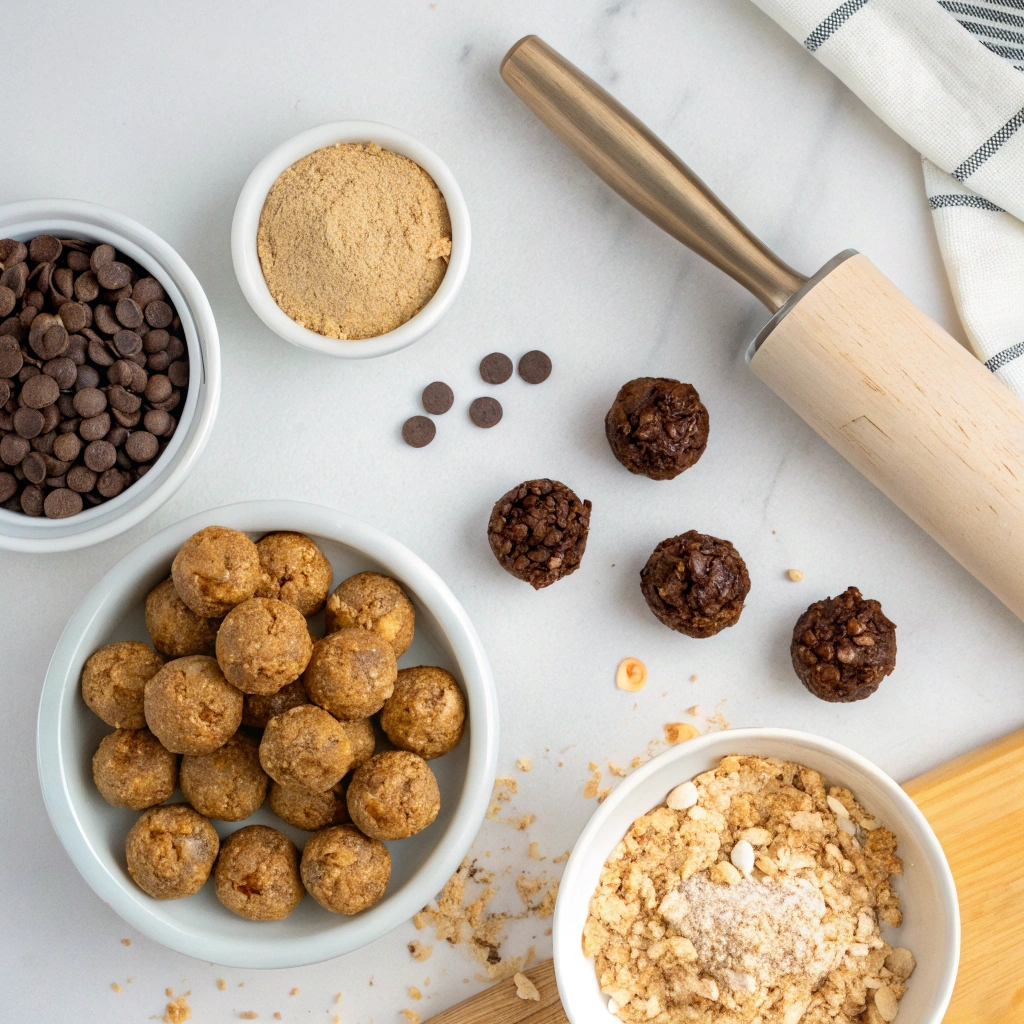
left=751, top=254, right=1024, bottom=621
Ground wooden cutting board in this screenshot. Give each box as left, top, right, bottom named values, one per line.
left=425, top=729, right=1024, bottom=1024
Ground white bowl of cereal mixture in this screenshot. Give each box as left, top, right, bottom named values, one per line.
left=554, top=729, right=959, bottom=1024
left=232, top=121, right=470, bottom=360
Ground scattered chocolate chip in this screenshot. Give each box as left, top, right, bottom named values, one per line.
left=469, top=396, right=502, bottom=428
left=518, top=349, right=552, bottom=384
left=89, top=244, right=115, bottom=272
left=0, top=239, right=28, bottom=265
left=422, top=381, right=454, bottom=415
left=96, top=261, right=131, bottom=290
left=96, top=467, right=126, bottom=498
left=402, top=416, right=436, bottom=448
left=20, top=373, right=59, bottom=409
left=0, top=471, right=16, bottom=502
left=79, top=412, right=112, bottom=441
left=0, top=286, right=15, bottom=318
left=125, top=430, right=159, bottom=463
left=43, top=487, right=83, bottom=518
left=75, top=364, right=100, bottom=390
left=167, top=359, right=189, bottom=387
left=29, top=235, right=62, bottom=264
left=22, top=451, right=47, bottom=484
left=143, top=329, right=169, bottom=354
left=43, top=356, right=77, bottom=390
left=479, top=351, right=513, bottom=385
left=132, top=277, right=164, bottom=306
left=73, top=387, right=107, bottom=418
left=144, top=299, right=173, bottom=329
left=20, top=484, right=44, bottom=516
left=67, top=465, right=98, bottom=492
left=53, top=433, right=82, bottom=463
left=0, top=338, right=23, bottom=378
left=74, top=271, right=100, bottom=303
left=12, top=407, right=45, bottom=439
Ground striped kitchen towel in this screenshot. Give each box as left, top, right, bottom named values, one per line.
left=748, top=0, right=1024, bottom=397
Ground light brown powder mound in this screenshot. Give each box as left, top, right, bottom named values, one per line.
left=257, top=142, right=452, bottom=340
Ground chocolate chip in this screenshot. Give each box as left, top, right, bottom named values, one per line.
left=83, top=439, right=116, bottom=472
left=34, top=323, right=69, bottom=360
left=470, top=396, right=503, bottom=428
left=111, top=407, right=140, bottom=428
left=402, top=416, right=436, bottom=448
left=132, top=277, right=165, bottom=306
left=518, top=349, right=552, bottom=384
left=92, top=303, right=120, bottom=335
left=51, top=267, right=75, bottom=304
left=106, top=425, right=129, bottom=449
left=12, top=406, right=45, bottom=439
left=43, top=356, right=77, bottom=390
left=0, top=262, right=28, bottom=298
left=0, top=338, right=23, bottom=378
left=125, top=430, right=159, bottom=462
left=22, top=451, right=46, bottom=484
left=107, top=360, right=133, bottom=386
left=28, top=235, right=61, bottom=264
left=96, top=261, right=131, bottom=290
left=87, top=336, right=114, bottom=366
left=66, top=334, right=87, bottom=365
left=165, top=335, right=184, bottom=360
left=20, top=484, right=44, bottom=516
left=73, top=387, right=106, bottom=418
left=75, top=364, right=100, bottom=390
left=144, top=374, right=172, bottom=404
left=167, top=360, right=189, bottom=387
left=58, top=301, right=91, bottom=333
left=73, top=271, right=100, bottom=303
left=66, top=250, right=91, bottom=272
left=1, top=433, right=30, bottom=466
left=107, top=384, right=141, bottom=414
left=422, top=381, right=454, bottom=415
left=112, top=329, right=142, bottom=357
left=52, top=432, right=81, bottom=462
left=115, top=297, right=144, bottom=329
left=143, top=328, right=169, bottom=353
left=0, top=239, right=27, bottom=265
left=479, top=352, right=513, bottom=385
left=96, top=467, right=125, bottom=498
left=89, top=244, right=115, bottom=273
left=67, top=465, right=98, bottom=492
left=0, top=380, right=9, bottom=407
left=143, top=409, right=174, bottom=436
left=0, top=286, right=14, bottom=317
left=0, top=471, right=16, bottom=502
left=79, top=412, right=111, bottom=441
left=33, top=428, right=57, bottom=455
left=144, top=299, right=173, bottom=329
left=20, top=373, right=59, bottom=409
left=44, top=487, right=82, bottom=519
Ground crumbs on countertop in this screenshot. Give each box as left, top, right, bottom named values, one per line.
left=408, top=941, right=433, bottom=961
left=514, top=972, right=541, bottom=1001
left=517, top=757, right=533, bottom=771
left=163, top=992, right=192, bottom=1024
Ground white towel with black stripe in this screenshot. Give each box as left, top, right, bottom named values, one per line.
left=748, top=0, right=1024, bottom=397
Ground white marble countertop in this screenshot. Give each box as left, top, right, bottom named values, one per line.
left=3, top=1, right=1022, bottom=1020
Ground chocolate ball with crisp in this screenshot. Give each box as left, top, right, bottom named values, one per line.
left=269, top=781, right=348, bottom=831
left=640, top=531, right=750, bottom=638
left=380, top=666, right=465, bottom=760
left=346, top=750, right=440, bottom=841
left=144, top=655, right=243, bottom=755
left=215, top=597, right=313, bottom=695
left=791, top=586, right=897, bottom=702
left=325, top=572, right=415, bottom=656
left=214, top=825, right=305, bottom=921
left=242, top=678, right=309, bottom=729
left=300, top=825, right=391, bottom=915
left=180, top=731, right=268, bottom=821
left=145, top=577, right=219, bottom=658
left=258, top=704, right=353, bottom=792
left=126, top=804, right=219, bottom=900
left=255, top=531, right=333, bottom=616
left=605, top=377, right=709, bottom=480
left=303, top=628, right=397, bottom=721
left=92, top=729, right=178, bottom=811
left=171, top=525, right=260, bottom=618
left=81, top=641, right=164, bottom=729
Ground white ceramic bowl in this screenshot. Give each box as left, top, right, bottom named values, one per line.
left=37, top=500, right=498, bottom=968
left=554, top=729, right=959, bottom=1024
left=232, top=121, right=470, bottom=359
left=0, top=199, right=220, bottom=553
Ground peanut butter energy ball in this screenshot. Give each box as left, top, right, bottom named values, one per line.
left=215, top=597, right=313, bottom=695
left=214, top=825, right=305, bottom=921
left=303, top=628, right=397, bottom=721
left=126, top=804, right=219, bottom=900
left=269, top=781, right=348, bottom=831
left=180, top=732, right=268, bottom=821
left=300, top=825, right=391, bottom=915
left=259, top=704, right=353, bottom=792
left=255, top=532, right=333, bottom=616
left=325, top=572, right=415, bottom=656
left=242, top=678, right=309, bottom=729
left=145, top=577, right=219, bottom=658
left=92, top=729, right=178, bottom=811
left=346, top=750, right=440, bottom=840
left=171, top=525, right=260, bottom=618
left=144, top=655, right=243, bottom=755
left=82, top=641, right=164, bottom=729
left=381, top=666, right=465, bottom=760
left=340, top=717, right=376, bottom=769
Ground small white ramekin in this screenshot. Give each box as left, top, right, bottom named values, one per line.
left=0, top=199, right=220, bottom=553
left=553, top=729, right=959, bottom=1024
left=231, top=121, right=470, bottom=359
left=37, top=500, right=498, bottom=969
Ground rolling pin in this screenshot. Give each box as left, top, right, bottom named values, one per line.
left=501, top=35, right=1024, bottom=624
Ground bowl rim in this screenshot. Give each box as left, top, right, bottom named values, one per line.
left=36, top=499, right=499, bottom=968
left=552, top=727, right=961, bottom=1024
left=0, top=198, right=221, bottom=552
left=231, top=120, right=471, bottom=360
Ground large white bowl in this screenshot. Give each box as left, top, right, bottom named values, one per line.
left=0, top=199, right=220, bottom=552
left=232, top=121, right=470, bottom=359
left=37, top=500, right=498, bottom=969
left=553, top=729, right=959, bottom=1024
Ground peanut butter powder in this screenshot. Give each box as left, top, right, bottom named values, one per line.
left=257, top=142, right=452, bottom=340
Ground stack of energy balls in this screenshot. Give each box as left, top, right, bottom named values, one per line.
left=81, top=525, right=467, bottom=922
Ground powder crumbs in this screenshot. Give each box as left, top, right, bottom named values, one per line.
left=409, top=985, right=422, bottom=999
left=528, top=841, right=545, bottom=861
left=687, top=705, right=701, bottom=716
left=664, top=721, right=700, bottom=744
left=163, top=993, right=192, bottom=1024
left=408, top=941, right=433, bottom=961
left=583, top=766, right=602, bottom=799
left=517, top=757, right=533, bottom=772
left=217, top=979, right=227, bottom=991
left=289, top=987, right=300, bottom=996
left=513, top=972, right=541, bottom=1002
left=552, top=850, right=571, bottom=864
left=334, top=992, right=343, bottom=1002
left=608, top=761, right=628, bottom=778
left=274, top=1015, right=282, bottom=1021
left=238, top=1014, right=258, bottom=1021
left=402, top=1011, right=421, bottom=1023
left=120, top=938, right=131, bottom=946
left=110, top=983, right=122, bottom=994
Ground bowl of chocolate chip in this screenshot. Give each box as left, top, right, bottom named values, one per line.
left=0, top=199, right=219, bottom=552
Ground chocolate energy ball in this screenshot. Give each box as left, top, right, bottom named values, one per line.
left=269, top=780, right=348, bottom=831
left=303, top=627, right=397, bottom=721
left=254, top=532, right=333, bottom=617
left=487, top=478, right=592, bottom=589
left=640, top=531, right=750, bottom=638
left=81, top=640, right=164, bottom=729
left=179, top=731, right=268, bottom=821
left=605, top=377, right=709, bottom=480
left=258, top=704, right=353, bottom=792
left=242, top=678, right=308, bottom=729
left=300, top=825, right=391, bottom=915
left=380, top=666, right=465, bottom=760
left=791, top=586, right=897, bottom=702
left=346, top=750, right=440, bottom=841
left=143, top=655, right=243, bottom=755
left=215, top=597, right=313, bottom=695
left=325, top=572, right=415, bottom=657
left=340, top=717, right=376, bottom=770
left=214, top=825, right=305, bottom=921
left=125, top=803, right=219, bottom=900
left=171, top=525, right=261, bottom=618
left=145, top=577, right=218, bottom=658
left=92, top=728, right=178, bottom=811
